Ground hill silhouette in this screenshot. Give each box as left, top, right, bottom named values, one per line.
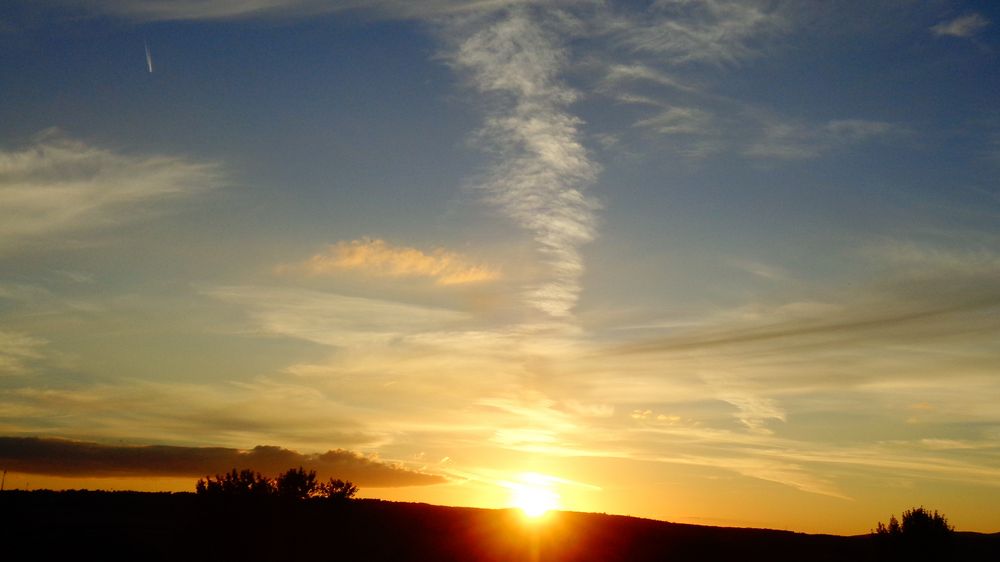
left=1, top=490, right=996, bottom=561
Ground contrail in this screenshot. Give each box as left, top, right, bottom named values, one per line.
left=145, top=40, right=153, bottom=73
left=451, top=10, right=600, bottom=318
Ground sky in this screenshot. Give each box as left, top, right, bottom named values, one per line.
left=1, top=0, right=999, bottom=535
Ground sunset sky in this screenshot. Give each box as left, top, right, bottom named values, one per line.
left=2, top=1, right=999, bottom=534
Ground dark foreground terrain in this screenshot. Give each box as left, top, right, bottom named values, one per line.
left=1, top=491, right=996, bottom=561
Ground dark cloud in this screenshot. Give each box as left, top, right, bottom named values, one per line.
left=0, top=437, right=446, bottom=487
left=612, top=298, right=999, bottom=355
left=610, top=257, right=1000, bottom=357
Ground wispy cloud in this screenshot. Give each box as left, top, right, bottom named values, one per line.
left=689, top=455, right=847, bottom=499
left=592, top=233, right=1000, bottom=461
left=633, top=106, right=715, bottom=136
left=615, top=415, right=1000, bottom=497
left=602, top=65, right=899, bottom=161
left=0, top=436, right=445, bottom=486
left=727, top=259, right=790, bottom=281
left=205, top=285, right=470, bottom=347
left=612, top=295, right=998, bottom=356
left=0, top=375, right=394, bottom=452
left=602, top=63, right=703, bottom=94
left=0, top=130, right=222, bottom=254
left=78, top=0, right=528, bottom=21
left=743, top=116, right=899, bottom=160
left=77, top=0, right=327, bottom=21
left=281, top=238, right=499, bottom=286
left=864, top=239, right=1000, bottom=278
left=0, top=331, right=46, bottom=376
left=702, top=372, right=786, bottom=435
left=447, top=8, right=600, bottom=318
left=931, top=13, right=990, bottom=38
left=610, top=0, right=789, bottom=66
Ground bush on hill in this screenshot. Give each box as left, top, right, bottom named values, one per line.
left=874, top=506, right=954, bottom=558
left=196, top=467, right=357, bottom=501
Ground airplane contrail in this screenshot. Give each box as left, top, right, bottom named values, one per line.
left=145, top=40, right=153, bottom=73
left=451, top=12, right=599, bottom=318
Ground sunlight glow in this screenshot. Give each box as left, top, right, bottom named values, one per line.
left=509, top=473, right=561, bottom=518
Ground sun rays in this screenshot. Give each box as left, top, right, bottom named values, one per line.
left=508, top=473, right=561, bottom=519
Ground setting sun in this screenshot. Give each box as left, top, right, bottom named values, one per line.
left=509, top=473, right=561, bottom=518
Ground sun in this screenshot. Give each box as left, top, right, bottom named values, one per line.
left=510, top=474, right=560, bottom=519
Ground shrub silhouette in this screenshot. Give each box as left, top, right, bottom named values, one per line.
left=900, top=506, right=952, bottom=538
left=196, top=467, right=357, bottom=501
left=318, top=478, right=358, bottom=501
left=276, top=466, right=319, bottom=500
left=875, top=506, right=953, bottom=538
left=874, top=506, right=954, bottom=559
left=196, top=468, right=275, bottom=497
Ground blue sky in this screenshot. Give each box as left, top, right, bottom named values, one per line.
left=1, top=1, right=999, bottom=533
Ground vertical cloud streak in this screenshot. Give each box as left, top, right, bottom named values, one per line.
left=449, top=9, right=600, bottom=318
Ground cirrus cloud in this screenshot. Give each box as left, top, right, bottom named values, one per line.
left=281, top=238, right=499, bottom=286
left=446, top=8, right=601, bottom=318
left=0, top=331, right=46, bottom=376
left=0, top=130, right=223, bottom=255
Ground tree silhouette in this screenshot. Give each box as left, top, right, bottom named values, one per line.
left=196, top=467, right=357, bottom=502
left=875, top=506, right=953, bottom=538
left=196, top=469, right=274, bottom=497
left=874, top=506, right=954, bottom=559
left=899, top=507, right=952, bottom=538
left=874, top=514, right=900, bottom=536
left=276, top=467, right=319, bottom=500
left=318, top=478, right=358, bottom=501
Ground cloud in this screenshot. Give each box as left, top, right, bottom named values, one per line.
left=0, top=130, right=222, bottom=255
left=824, top=119, right=895, bottom=140
left=283, top=238, right=499, bottom=286
left=602, top=64, right=898, bottom=161
left=0, top=374, right=402, bottom=455
left=447, top=8, right=600, bottom=318
left=611, top=0, right=789, bottom=66
left=205, top=285, right=470, bottom=347
left=864, top=240, right=1000, bottom=278
left=931, top=13, right=990, bottom=38
left=743, top=117, right=898, bottom=160
left=594, top=234, right=1000, bottom=455
left=66, top=0, right=537, bottom=21
left=15, top=243, right=984, bottom=507
left=601, top=63, right=703, bottom=94
left=703, top=373, right=786, bottom=434
left=85, top=1, right=607, bottom=320
left=0, top=436, right=445, bottom=487
left=69, top=0, right=331, bottom=21
left=612, top=297, right=997, bottom=356
left=693, top=455, right=846, bottom=499
left=633, top=106, right=715, bottom=136
left=0, top=331, right=46, bottom=376
left=727, top=259, right=790, bottom=281
left=71, top=0, right=792, bottom=73
left=617, top=414, right=1000, bottom=497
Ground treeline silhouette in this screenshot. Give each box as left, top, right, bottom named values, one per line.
left=1, top=489, right=996, bottom=562
left=196, top=467, right=357, bottom=501
left=873, top=506, right=956, bottom=560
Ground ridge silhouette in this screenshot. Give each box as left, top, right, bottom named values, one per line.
left=1, top=489, right=996, bottom=561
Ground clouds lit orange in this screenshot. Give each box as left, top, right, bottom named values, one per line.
left=283, top=238, right=499, bottom=286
